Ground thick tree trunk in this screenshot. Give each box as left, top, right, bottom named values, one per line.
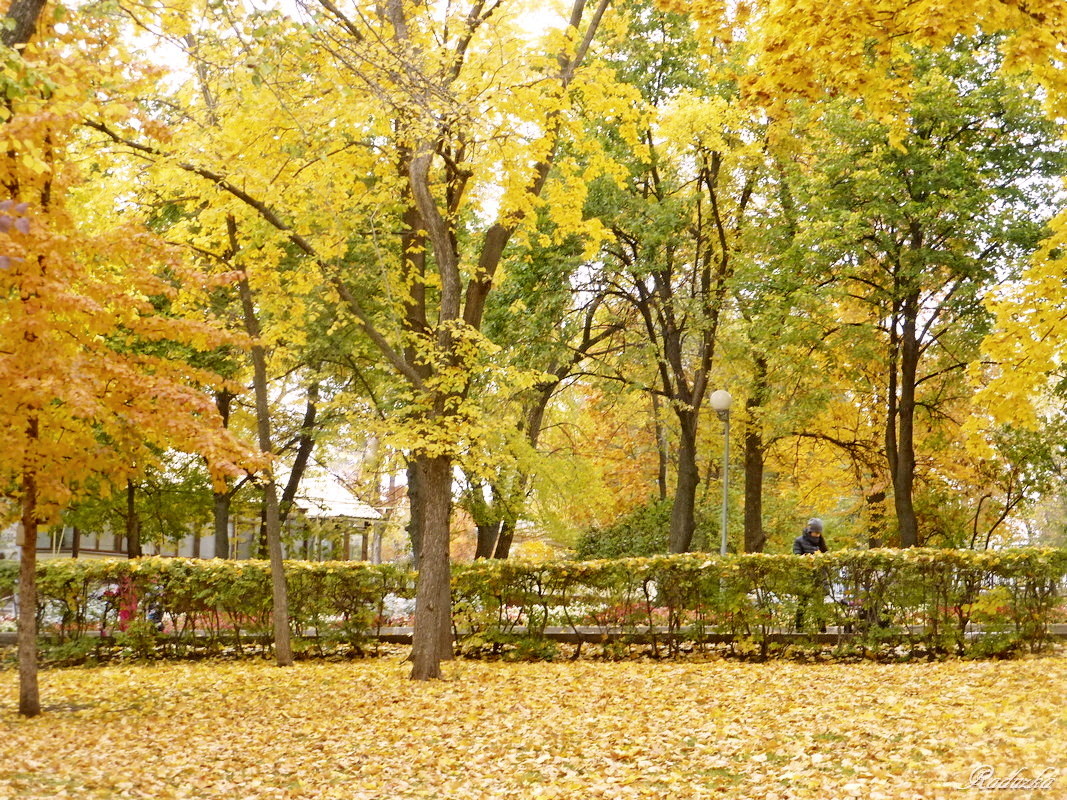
left=125, top=479, right=142, bottom=559
left=743, top=425, right=766, bottom=553
left=474, top=520, right=501, bottom=560
left=1, top=0, right=47, bottom=48
left=668, top=411, right=700, bottom=553
left=409, top=453, right=454, bottom=680
left=492, top=519, right=515, bottom=560
left=213, top=494, right=231, bottom=558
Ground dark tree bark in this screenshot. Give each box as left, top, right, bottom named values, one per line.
left=1, top=0, right=47, bottom=48
left=17, top=417, right=40, bottom=717
left=492, top=520, right=515, bottom=560
left=406, top=459, right=423, bottom=568
left=213, top=495, right=231, bottom=557
left=651, top=392, right=670, bottom=502
left=895, top=298, right=920, bottom=547
left=886, top=288, right=920, bottom=548
left=743, top=355, right=768, bottom=552
left=212, top=390, right=234, bottom=557
left=865, top=487, right=887, bottom=549
left=408, top=454, right=454, bottom=679
left=278, top=383, right=319, bottom=523
left=668, top=411, right=701, bottom=553
left=474, top=519, right=501, bottom=560
left=125, top=479, right=142, bottom=559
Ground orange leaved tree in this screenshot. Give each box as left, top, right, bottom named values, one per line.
left=0, top=0, right=256, bottom=716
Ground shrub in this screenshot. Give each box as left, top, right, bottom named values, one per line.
left=19, top=547, right=1067, bottom=664
left=573, top=500, right=673, bottom=559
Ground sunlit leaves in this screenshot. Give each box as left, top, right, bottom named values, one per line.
left=0, top=3, right=259, bottom=520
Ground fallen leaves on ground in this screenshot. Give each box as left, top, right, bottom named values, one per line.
left=1, top=656, right=1064, bottom=799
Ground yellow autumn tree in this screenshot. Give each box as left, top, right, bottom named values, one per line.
left=83, top=0, right=632, bottom=680
left=0, top=0, right=256, bottom=716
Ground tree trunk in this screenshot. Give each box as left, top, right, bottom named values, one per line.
left=261, top=477, right=292, bottom=664
left=278, top=383, right=318, bottom=524
left=256, top=508, right=269, bottom=560
left=212, top=390, right=233, bottom=558
left=474, top=519, right=501, bottom=560
left=409, top=453, right=454, bottom=680
left=743, top=423, right=766, bottom=553
left=213, top=494, right=231, bottom=558
left=125, top=479, right=142, bottom=559
left=743, top=356, right=768, bottom=552
left=651, top=391, right=669, bottom=502
left=492, top=519, right=515, bottom=560
left=893, top=297, right=920, bottom=547
left=1, top=0, right=47, bottom=48
left=11, top=0, right=45, bottom=696
left=469, top=478, right=500, bottom=559
left=865, top=488, right=887, bottom=549
left=234, top=219, right=292, bottom=666
left=372, top=525, right=383, bottom=564
left=406, top=459, right=423, bottom=568
left=17, top=420, right=40, bottom=717
left=71, top=525, right=80, bottom=559
left=668, top=411, right=700, bottom=553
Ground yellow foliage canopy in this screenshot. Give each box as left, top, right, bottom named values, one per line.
left=665, top=0, right=1067, bottom=120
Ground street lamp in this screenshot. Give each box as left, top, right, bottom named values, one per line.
left=709, top=389, right=732, bottom=556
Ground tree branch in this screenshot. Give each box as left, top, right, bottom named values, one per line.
left=85, top=119, right=426, bottom=391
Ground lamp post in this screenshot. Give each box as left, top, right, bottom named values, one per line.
left=709, top=389, right=732, bottom=556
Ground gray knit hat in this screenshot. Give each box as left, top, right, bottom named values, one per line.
left=806, top=518, right=824, bottom=533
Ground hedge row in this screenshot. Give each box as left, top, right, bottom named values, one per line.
left=23, top=558, right=414, bottom=662
left=463, top=548, right=1067, bottom=659
left=11, top=548, right=1067, bottom=662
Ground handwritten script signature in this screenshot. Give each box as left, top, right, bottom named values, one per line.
left=967, top=765, right=1058, bottom=791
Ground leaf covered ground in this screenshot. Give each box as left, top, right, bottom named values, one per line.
left=1, top=656, right=1064, bottom=799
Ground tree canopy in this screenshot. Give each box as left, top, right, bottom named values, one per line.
left=3, top=0, right=1067, bottom=699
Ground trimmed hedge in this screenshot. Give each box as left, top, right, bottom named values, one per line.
left=26, top=557, right=414, bottom=662
left=15, top=548, right=1067, bottom=663
left=452, top=548, right=1067, bottom=659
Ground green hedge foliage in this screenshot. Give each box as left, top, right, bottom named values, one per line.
left=0, top=558, right=17, bottom=600
left=27, top=557, right=414, bottom=662
left=17, top=548, right=1067, bottom=663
